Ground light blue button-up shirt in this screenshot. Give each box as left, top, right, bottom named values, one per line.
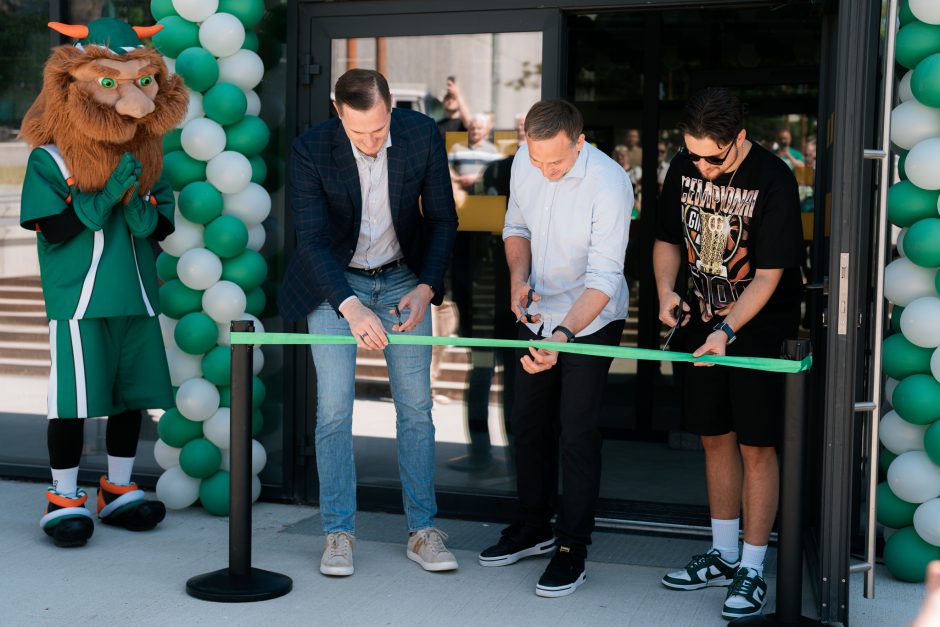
left=502, top=142, right=632, bottom=338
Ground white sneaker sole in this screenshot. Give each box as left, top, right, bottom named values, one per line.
left=661, top=576, right=733, bottom=591
left=721, top=604, right=765, bottom=620
left=407, top=550, right=458, bottom=572
left=535, top=571, right=586, bottom=598
left=478, top=538, right=556, bottom=567
left=320, top=564, right=354, bottom=576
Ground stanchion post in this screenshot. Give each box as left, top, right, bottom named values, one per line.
left=185, top=320, right=292, bottom=602
left=732, top=339, right=819, bottom=626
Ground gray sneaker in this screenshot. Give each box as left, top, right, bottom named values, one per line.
left=320, top=531, right=355, bottom=576
left=407, top=528, right=459, bottom=572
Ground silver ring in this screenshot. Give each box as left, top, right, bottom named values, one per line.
left=361, top=332, right=369, bottom=338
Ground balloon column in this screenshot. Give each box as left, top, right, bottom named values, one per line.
left=878, top=0, right=940, bottom=583
left=151, top=0, right=270, bottom=516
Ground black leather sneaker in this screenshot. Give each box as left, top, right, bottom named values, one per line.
left=478, top=521, right=555, bottom=567
left=535, top=544, right=586, bottom=598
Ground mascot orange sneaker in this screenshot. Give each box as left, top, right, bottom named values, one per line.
left=97, top=476, right=166, bottom=531
left=41, top=488, right=95, bottom=548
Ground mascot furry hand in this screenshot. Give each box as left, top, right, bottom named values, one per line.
left=18, top=18, right=187, bottom=548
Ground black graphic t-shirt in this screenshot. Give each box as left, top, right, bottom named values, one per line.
left=657, top=142, right=803, bottom=319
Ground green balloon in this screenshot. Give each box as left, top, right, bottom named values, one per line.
left=242, top=31, right=259, bottom=52
left=218, top=386, right=231, bottom=407
left=163, top=128, right=183, bottom=154
left=925, top=421, right=940, bottom=467
left=893, top=374, right=940, bottom=425
left=175, top=312, right=219, bottom=355
left=253, top=376, right=265, bottom=408
left=883, top=333, right=933, bottom=379
left=222, top=250, right=267, bottom=291
left=249, top=155, right=267, bottom=185
left=150, top=0, right=178, bottom=20
left=245, top=287, right=266, bottom=316
left=896, top=22, right=940, bottom=70
left=178, top=181, right=223, bottom=225
left=157, top=408, right=203, bottom=448
left=205, top=215, right=249, bottom=259
left=199, top=470, right=230, bottom=516
left=877, top=482, right=918, bottom=528
left=884, top=526, right=940, bottom=582
left=175, top=47, right=219, bottom=93
left=891, top=305, right=905, bottom=334
left=225, top=116, right=270, bottom=158
left=219, top=0, right=266, bottom=28
left=156, top=252, right=179, bottom=282
left=882, top=447, right=899, bottom=476
left=204, top=83, right=247, bottom=126
left=253, top=408, right=263, bottom=437
left=898, top=150, right=909, bottom=181
left=159, top=279, right=203, bottom=319
left=179, top=438, right=222, bottom=479
left=163, top=150, right=207, bottom=191
left=202, top=345, right=232, bottom=386
left=901, top=0, right=916, bottom=25
left=887, top=181, right=939, bottom=228
left=913, top=53, right=940, bottom=108
left=905, top=218, right=940, bottom=267
left=152, top=16, right=199, bottom=59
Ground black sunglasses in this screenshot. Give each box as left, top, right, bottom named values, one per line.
left=682, top=138, right=736, bottom=166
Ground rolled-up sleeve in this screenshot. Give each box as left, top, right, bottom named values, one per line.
left=502, top=153, right=531, bottom=241
left=584, top=177, right=631, bottom=298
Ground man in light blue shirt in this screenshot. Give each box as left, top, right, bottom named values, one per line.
left=478, top=99, right=632, bottom=598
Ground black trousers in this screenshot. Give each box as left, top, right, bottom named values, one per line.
left=511, top=319, right=624, bottom=547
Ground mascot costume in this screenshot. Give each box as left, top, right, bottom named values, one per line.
left=18, top=18, right=187, bottom=547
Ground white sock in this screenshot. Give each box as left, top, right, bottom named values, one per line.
left=711, top=518, right=740, bottom=563
left=51, top=467, right=79, bottom=497
left=107, top=456, right=135, bottom=485
left=740, top=542, right=768, bottom=574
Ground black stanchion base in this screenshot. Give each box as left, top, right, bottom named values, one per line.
left=186, top=567, right=292, bottom=602
left=730, top=613, right=824, bottom=626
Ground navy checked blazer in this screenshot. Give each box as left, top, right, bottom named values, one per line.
left=278, top=108, right=458, bottom=322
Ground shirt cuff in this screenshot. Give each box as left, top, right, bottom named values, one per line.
left=502, top=226, right=531, bottom=241
left=584, top=271, right=621, bottom=299
left=338, top=295, right=359, bottom=312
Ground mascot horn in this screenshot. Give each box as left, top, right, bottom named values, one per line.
left=18, top=18, right=187, bottom=548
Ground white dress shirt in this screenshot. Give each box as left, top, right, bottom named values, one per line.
left=348, top=133, right=403, bottom=270
left=502, top=142, right=632, bottom=338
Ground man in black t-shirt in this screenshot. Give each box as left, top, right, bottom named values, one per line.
left=653, top=87, right=803, bottom=621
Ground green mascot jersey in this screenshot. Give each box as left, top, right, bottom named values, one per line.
left=19, top=146, right=174, bottom=321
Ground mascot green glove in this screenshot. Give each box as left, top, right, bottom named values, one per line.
left=18, top=18, right=188, bottom=548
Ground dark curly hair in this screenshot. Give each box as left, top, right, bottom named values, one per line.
left=678, top=87, right=744, bottom=146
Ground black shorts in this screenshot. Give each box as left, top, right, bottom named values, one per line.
left=677, top=306, right=800, bottom=447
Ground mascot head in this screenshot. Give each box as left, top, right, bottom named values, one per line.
left=19, top=18, right=188, bottom=194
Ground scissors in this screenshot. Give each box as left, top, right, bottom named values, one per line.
left=394, top=306, right=403, bottom=329
left=516, top=288, right=537, bottom=324
left=661, top=301, right=686, bottom=351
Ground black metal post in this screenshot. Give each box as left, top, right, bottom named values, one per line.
left=732, top=339, right=820, bottom=626
left=186, top=320, right=292, bottom=602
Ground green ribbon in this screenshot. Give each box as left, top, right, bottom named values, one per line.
left=230, top=332, right=812, bottom=374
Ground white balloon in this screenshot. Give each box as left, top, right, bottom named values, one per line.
left=164, top=56, right=176, bottom=76
left=156, top=466, right=201, bottom=509
left=199, top=13, right=245, bottom=58
left=900, top=296, right=940, bottom=348
left=915, top=499, right=940, bottom=546
left=181, top=117, right=226, bottom=162
left=884, top=257, right=939, bottom=306
left=886, top=377, right=900, bottom=406
left=251, top=474, right=261, bottom=503
left=159, top=215, right=204, bottom=257
left=245, top=90, right=261, bottom=116
left=217, top=50, right=264, bottom=91
left=153, top=439, right=182, bottom=471
left=892, top=101, right=940, bottom=151
left=204, top=407, right=231, bottom=450
left=888, top=450, right=940, bottom=503
left=911, top=0, right=940, bottom=25
left=899, top=70, right=915, bottom=103
left=251, top=439, right=267, bottom=475
left=880, top=409, right=929, bottom=455
left=247, top=224, right=266, bottom=251
left=222, top=183, right=271, bottom=226
left=216, top=322, right=232, bottom=346
left=207, top=151, right=252, bottom=194
left=177, top=91, right=204, bottom=129
left=907, top=137, right=940, bottom=190
left=172, top=0, right=218, bottom=23
left=159, top=314, right=178, bottom=347
left=176, top=378, right=221, bottom=422
left=167, top=345, right=204, bottom=387
left=177, top=247, right=223, bottom=290
left=202, top=280, right=247, bottom=324
left=220, top=449, right=231, bottom=471
left=242, top=313, right=265, bottom=334
left=252, top=346, right=265, bottom=375
left=897, top=228, right=909, bottom=257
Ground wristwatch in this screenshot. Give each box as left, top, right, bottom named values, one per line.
left=552, top=325, right=575, bottom=343
left=713, top=321, right=736, bottom=344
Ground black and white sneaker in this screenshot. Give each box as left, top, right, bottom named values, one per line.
left=478, top=522, right=555, bottom=567
left=535, top=545, right=586, bottom=598
left=661, top=548, right=740, bottom=590
left=722, top=566, right=768, bottom=619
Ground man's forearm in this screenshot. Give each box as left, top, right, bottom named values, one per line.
left=653, top=239, right=682, bottom=299
left=504, top=236, right=532, bottom=284
left=723, top=269, right=784, bottom=333
left=559, top=288, right=610, bottom=336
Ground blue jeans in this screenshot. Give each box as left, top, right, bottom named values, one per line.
left=306, top=265, right=437, bottom=534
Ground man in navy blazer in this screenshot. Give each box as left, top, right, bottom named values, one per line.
left=279, top=69, right=458, bottom=577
